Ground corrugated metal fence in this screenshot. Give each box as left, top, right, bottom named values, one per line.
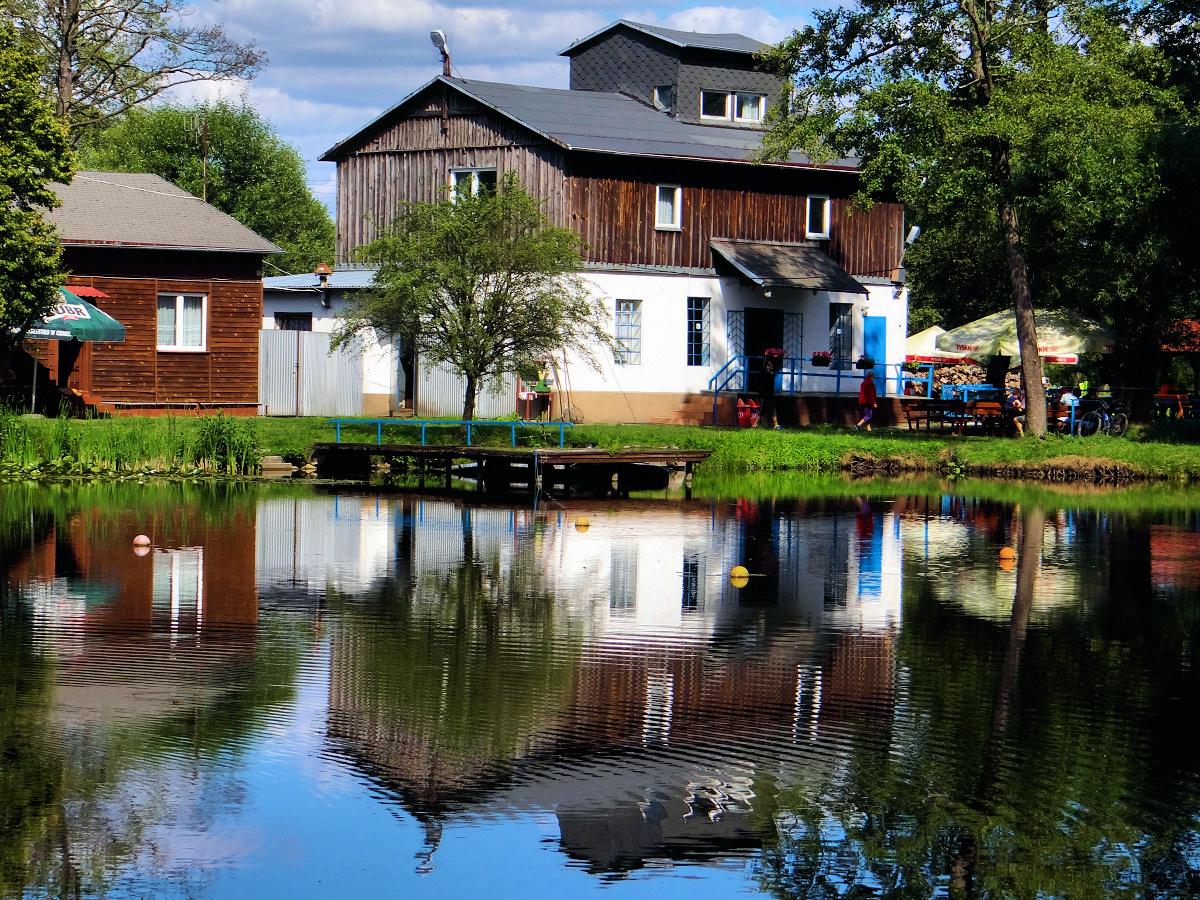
left=260, top=330, right=363, bottom=417
left=416, top=359, right=517, bottom=418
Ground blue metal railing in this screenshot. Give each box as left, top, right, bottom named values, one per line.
left=709, top=356, right=931, bottom=425
left=328, top=419, right=574, bottom=448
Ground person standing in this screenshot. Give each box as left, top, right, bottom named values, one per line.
left=757, top=354, right=781, bottom=429
left=855, top=370, right=877, bottom=431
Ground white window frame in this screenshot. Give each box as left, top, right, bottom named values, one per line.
left=449, top=167, right=498, bottom=199
left=655, top=184, right=682, bottom=231
left=806, top=195, right=832, bottom=240
left=615, top=299, right=643, bottom=365
left=699, top=90, right=731, bottom=121
left=157, top=293, right=208, bottom=353
left=733, top=92, right=767, bottom=122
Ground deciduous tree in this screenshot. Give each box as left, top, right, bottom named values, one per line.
left=3, top=0, right=264, bottom=132
left=0, top=23, right=74, bottom=367
left=80, top=101, right=334, bottom=273
left=341, top=174, right=613, bottom=420
left=761, top=1, right=1185, bottom=434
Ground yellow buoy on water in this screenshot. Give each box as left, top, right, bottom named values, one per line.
left=575, top=517, right=590, bottom=532
left=999, top=547, right=1017, bottom=560
left=730, top=565, right=750, bottom=588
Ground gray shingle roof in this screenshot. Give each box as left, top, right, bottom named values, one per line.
left=47, top=172, right=281, bottom=254
left=322, top=76, right=858, bottom=170
left=561, top=20, right=767, bottom=56
left=711, top=239, right=868, bottom=294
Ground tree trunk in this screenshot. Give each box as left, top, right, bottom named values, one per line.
left=53, top=0, right=80, bottom=122
left=461, top=373, right=477, bottom=421
left=998, top=199, right=1046, bottom=435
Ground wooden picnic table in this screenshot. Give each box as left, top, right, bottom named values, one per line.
left=902, top=398, right=967, bottom=433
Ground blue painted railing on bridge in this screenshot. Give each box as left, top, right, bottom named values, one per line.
left=707, top=356, right=934, bottom=425
left=328, top=419, right=574, bottom=448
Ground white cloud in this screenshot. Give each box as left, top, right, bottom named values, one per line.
left=183, top=1, right=817, bottom=210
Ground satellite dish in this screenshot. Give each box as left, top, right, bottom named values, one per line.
left=430, top=30, right=446, bottom=51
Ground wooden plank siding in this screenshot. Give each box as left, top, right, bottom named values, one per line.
left=62, top=274, right=261, bottom=410
left=330, top=84, right=903, bottom=279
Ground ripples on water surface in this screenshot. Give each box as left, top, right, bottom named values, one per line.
left=4, top=481, right=1200, bottom=898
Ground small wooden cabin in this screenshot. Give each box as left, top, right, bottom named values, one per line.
left=320, top=21, right=908, bottom=424
left=40, top=172, right=279, bottom=416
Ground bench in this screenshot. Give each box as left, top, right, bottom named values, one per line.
left=902, top=399, right=966, bottom=433
left=965, top=400, right=1005, bottom=436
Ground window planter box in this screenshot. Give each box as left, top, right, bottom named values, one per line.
left=856, top=357, right=876, bottom=370
left=811, top=355, right=831, bottom=368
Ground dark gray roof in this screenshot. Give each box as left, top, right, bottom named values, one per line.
left=47, top=172, right=281, bottom=254
left=561, top=20, right=767, bottom=56
left=710, top=239, right=867, bottom=294
left=322, top=77, right=857, bottom=170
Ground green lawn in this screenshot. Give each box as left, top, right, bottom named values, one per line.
left=5, top=413, right=1200, bottom=480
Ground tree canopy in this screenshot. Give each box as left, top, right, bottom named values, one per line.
left=761, top=0, right=1191, bottom=432
left=2, top=0, right=264, bottom=133
left=342, top=174, right=613, bottom=420
left=0, top=23, right=74, bottom=365
left=80, top=101, right=334, bottom=274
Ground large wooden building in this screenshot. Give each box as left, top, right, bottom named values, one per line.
left=320, top=20, right=908, bottom=424
left=41, top=172, right=279, bottom=415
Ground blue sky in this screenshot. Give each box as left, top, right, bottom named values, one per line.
left=184, top=2, right=820, bottom=210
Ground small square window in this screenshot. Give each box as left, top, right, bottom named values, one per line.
left=806, top=195, right=831, bottom=239
left=656, top=184, right=681, bottom=230
left=450, top=168, right=497, bottom=198
left=275, top=312, right=312, bottom=331
left=157, top=293, right=207, bottom=351
left=700, top=91, right=729, bottom=119
left=653, top=85, right=675, bottom=112
left=734, top=93, right=765, bottom=122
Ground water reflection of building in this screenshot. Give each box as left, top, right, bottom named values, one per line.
left=3, top=501, right=260, bottom=726
left=312, top=494, right=904, bottom=877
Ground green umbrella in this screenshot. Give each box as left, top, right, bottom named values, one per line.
left=20, top=288, right=126, bottom=342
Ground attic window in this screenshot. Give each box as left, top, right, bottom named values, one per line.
left=806, top=195, right=831, bottom=240
left=656, top=184, right=682, bottom=230
left=653, top=85, right=675, bottom=112
left=700, top=91, right=766, bottom=124
left=700, top=91, right=729, bottom=120
left=450, top=168, right=497, bottom=198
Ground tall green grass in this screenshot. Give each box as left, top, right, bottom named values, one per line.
left=0, top=410, right=261, bottom=477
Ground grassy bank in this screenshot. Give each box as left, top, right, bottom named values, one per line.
left=6, top=413, right=1200, bottom=481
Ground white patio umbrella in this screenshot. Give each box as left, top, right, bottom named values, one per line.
left=906, top=326, right=972, bottom=364
left=936, top=308, right=1114, bottom=359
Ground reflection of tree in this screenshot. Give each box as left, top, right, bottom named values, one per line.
left=0, top=596, right=63, bottom=898
left=327, top=511, right=582, bottom=822
left=755, top=504, right=1200, bottom=898
left=0, top=481, right=307, bottom=897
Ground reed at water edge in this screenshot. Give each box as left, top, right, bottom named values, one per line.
left=0, top=408, right=261, bottom=477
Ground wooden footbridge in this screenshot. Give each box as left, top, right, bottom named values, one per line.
left=313, top=419, right=712, bottom=493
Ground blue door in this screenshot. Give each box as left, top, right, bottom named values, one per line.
left=863, top=316, right=887, bottom=393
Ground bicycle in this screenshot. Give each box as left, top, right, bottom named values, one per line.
left=1077, top=397, right=1129, bottom=437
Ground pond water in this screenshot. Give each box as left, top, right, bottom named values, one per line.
left=4, top=479, right=1200, bottom=898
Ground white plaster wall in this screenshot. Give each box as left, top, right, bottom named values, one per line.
left=560, top=270, right=910, bottom=398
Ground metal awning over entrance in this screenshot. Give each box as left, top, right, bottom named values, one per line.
left=710, top=239, right=868, bottom=294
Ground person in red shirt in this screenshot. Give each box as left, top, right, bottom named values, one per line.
left=855, top=370, right=877, bottom=431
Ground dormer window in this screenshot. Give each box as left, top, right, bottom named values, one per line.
left=653, top=85, right=675, bottom=112
left=700, top=91, right=766, bottom=124
left=734, top=93, right=766, bottom=122
left=700, top=91, right=729, bottom=120
left=806, top=195, right=831, bottom=239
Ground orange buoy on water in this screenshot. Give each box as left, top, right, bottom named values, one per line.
left=999, top=547, right=1017, bottom=559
